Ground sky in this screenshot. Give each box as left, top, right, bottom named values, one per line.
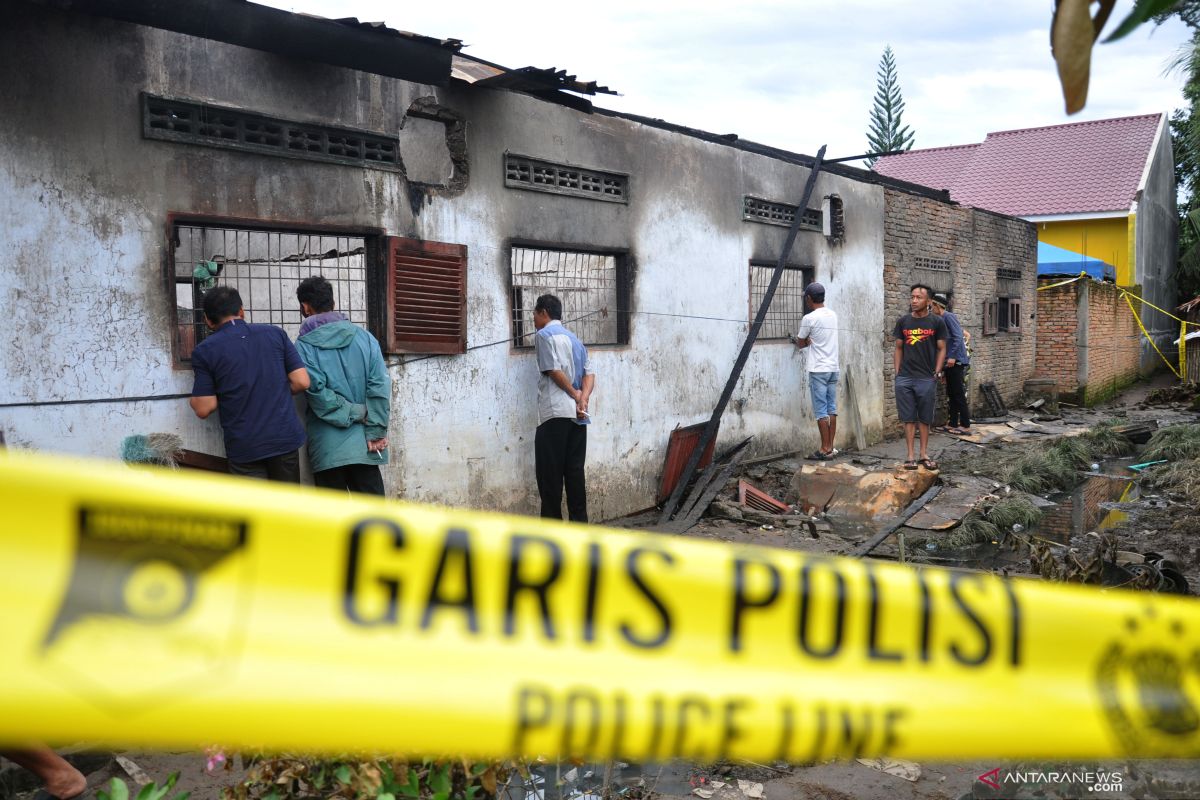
left=258, top=0, right=1192, bottom=161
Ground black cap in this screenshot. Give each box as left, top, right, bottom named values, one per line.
left=804, top=282, right=825, bottom=298
left=932, top=292, right=949, bottom=307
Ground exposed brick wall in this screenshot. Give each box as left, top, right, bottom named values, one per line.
left=1035, top=280, right=1080, bottom=395
left=1033, top=279, right=1141, bottom=404
left=882, top=189, right=1039, bottom=431
left=1083, top=282, right=1142, bottom=403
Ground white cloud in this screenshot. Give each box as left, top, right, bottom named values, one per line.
left=256, top=0, right=1191, bottom=158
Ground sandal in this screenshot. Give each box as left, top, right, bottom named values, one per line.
left=933, top=425, right=951, bottom=433
left=902, top=460, right=918, bottom=470
left=805, top=451, right=830, bottom=461
left=919, top=458, right=939, bottom=470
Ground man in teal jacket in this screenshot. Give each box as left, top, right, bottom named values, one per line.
left=295, top=276, right=391, bottom=495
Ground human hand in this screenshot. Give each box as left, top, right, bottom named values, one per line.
left=576, top=396, right=589, bottom=419
left=367, top=437, right=388, bottom=453
left=946, top=358, right=956, bottom=368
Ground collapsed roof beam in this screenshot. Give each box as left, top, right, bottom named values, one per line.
left=24, top=0, right=454, bottom=85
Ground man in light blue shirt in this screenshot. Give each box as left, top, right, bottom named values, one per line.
left=533, top=293, right=595, bottom=521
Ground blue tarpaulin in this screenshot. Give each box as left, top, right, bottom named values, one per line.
left=1037, top=241, right=1115, bottom=281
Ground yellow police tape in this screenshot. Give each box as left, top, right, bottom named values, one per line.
left=3, top=449, right=1200, bottom=761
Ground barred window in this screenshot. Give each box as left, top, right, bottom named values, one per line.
left=172, top=223, right=374, bottom=362
left=749, top=262, right=815, bottom=340
left=510, top=246, right=630, bottom=346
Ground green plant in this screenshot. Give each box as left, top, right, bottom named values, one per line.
left=1142, top=424, right=1200, bottom=461
left=223, top=756, right=521, bottom=800
left=864, top=46, right=915, bottom=164
left=98, top=774, right=190, bottom=800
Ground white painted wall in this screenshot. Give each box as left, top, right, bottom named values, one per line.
left=0, top=6, right=886, bottom=520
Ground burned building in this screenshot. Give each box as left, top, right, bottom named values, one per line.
left=0, top=0, right=1036, bottom=518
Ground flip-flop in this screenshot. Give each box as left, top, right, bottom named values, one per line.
left=919, top=458, right=939, bottom=470
left=902, top=460, right=918, bottom=470
left=933, top=425, right=951, bottom=433
left=805, top=451, right=830, bottom=461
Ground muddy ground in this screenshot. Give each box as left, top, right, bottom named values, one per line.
left=5, top=378, right=1200, bottom=800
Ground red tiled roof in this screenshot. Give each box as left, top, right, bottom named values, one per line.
left=873, top=113, right=1164, bottom=216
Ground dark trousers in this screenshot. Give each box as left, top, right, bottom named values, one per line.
left=535, top=417, right=588, bottom=522
left=313, top=463, right=386, bottom=496
left=945, top=365, right=971, bottom=428
left=229, top=449, right=301, bottom=483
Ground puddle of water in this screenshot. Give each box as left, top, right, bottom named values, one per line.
left=1036, top=460, right=1140, bottom=546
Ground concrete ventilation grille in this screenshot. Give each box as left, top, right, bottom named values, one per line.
left=742, top=196, right=822, bottom=230
left=504, top=155, right=627, bottom=203
left=143, top=94, right=400, bottom=170
left=914, top=257, right=952, bottom=272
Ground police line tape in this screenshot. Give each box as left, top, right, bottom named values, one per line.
left=2, top=449, right=1199, bottom=761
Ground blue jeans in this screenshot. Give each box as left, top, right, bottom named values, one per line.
left=809, top=371, right=839, bottom=420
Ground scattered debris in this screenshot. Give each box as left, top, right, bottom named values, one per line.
left=115, top=755, right=151, bottom=786
left=793, top=462, right=936, bottom=521
left=738, top=480, right=790, bottom=514
left=980, top=381, right=1008, bottom=417
left=120, top=432, right=183, bottom=467
left=661, top=437, right=753, bottom=533
left=855, top=757, right=921, bottom=782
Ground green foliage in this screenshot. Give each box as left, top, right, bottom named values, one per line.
left=98, top=774, right=190, bottom=800
left=865, top=46, right=915, bottom=166
left=222, top=756, right=518, bottom=800
left=1142, top=423, right=1200, bottom=460
left=1103, top=0, right=1181, bottom=42
left=1080, top=422, right=1135, bottom=458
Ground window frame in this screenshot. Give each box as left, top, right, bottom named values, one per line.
left=983, top=299, right=1000, bottom=336
left=165, top=213, right=386, bottom=369
left=748, top=261, right=815, bottom=342
left=507, top=240, right=633, bottom=351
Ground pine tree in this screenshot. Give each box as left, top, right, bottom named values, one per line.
left=865, top=46, right=915, bottom=166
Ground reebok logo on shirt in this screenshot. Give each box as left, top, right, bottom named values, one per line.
left=904, top=328, right=936, bottom=346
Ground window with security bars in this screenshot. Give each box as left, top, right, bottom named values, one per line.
left=386, top=237, right=468, bottom=355
left=504, top=154, right=628, bottom=203
left=510, top=246, right=629, bottom=347
left=172, top=224, right=371, bottom=362
left=144, top=94, right=400, bottom=170
left=743, top=197, right=822, bottom=231
left=749, top=262, right=815, bottom=340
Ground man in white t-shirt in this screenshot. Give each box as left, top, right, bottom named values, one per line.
left=794, top=282, right=840, bottom=460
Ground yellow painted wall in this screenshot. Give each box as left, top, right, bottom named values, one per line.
left=1037, top=217, right=1134, bottom=285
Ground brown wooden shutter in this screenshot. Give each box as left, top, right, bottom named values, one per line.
left=983, top=299, right=999, bottom=335
left=1008, top=299, right=1022, bottom=332
left=386, top=236, right=467, bottom=354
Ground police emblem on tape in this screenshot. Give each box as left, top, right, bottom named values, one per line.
left=42, top=505, right=250, bottom=707
left=1096, top=609, right=1200, bottom=757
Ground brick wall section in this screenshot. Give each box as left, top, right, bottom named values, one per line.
left=882, top=189, right=1039, bottom=431
left=1083, top=282, right=1142, bottom=403
left=1033, top=278, right=1141, bottom=404
left=1035, top=280, right=1080, bottom=395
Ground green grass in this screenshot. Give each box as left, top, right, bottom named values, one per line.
left=1142, top=424, right=1200, bottom=462
left=1140, top=457, right=1200, bottom=503
left=943, top=495, right=1044, bottom=549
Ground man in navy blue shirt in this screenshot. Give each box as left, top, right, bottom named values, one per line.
left=189, top=286, right=310, bottom=481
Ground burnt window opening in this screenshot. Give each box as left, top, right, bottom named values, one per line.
left=822, top=194, right=845, bottom=242
left=743, top=197, right=822, bottom=231
left=172, top=224, right=377, bottom=363
left=510, top=246, right=630, bottom=347
left=504, top=154, right=628, bottom=203
left=749, top=262, right=815, bottom=341
left=144, top=94, right=400, bottom=170
left=386, top=237, right=468, bottom=355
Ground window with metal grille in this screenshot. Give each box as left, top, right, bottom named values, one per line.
left=387, top=237, right=468, bottom=355
left=749, top=262, right=815, bottom=340
left=504, top=154, right=628, bottom=203
left=914, top=257, right=951, bottom=271
left=510, top=246, right=629, bottom=347
left=172, top=224, right=373, bottom=362
left=743, top=197, right=822, bottom=230
left=144, top=94, right=400, bottom=170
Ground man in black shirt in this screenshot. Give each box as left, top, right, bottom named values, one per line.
left=893, top=284, right=947, bottom=470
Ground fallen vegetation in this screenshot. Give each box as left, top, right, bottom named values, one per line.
left=943, top=494, right=1043, bottom=548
